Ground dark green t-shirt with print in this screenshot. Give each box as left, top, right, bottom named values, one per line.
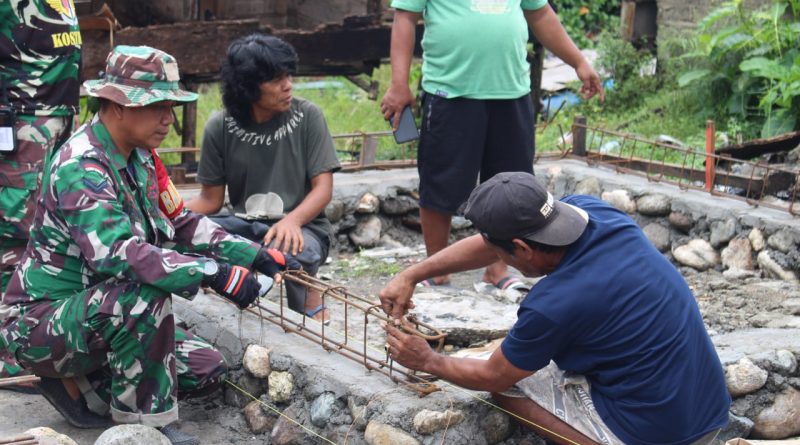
left=197, top=98, right=341, bottom=234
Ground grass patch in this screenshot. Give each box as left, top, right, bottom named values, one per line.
left=332, top=256, right=404, bottom=279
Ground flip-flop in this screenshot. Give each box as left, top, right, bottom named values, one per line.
left=415, top=278, right=453, bottom=288
left=492, top=276, right=530, bottom=292
left=305, top=304, right=331, bottom=326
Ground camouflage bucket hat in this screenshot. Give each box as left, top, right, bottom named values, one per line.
left=83, top=45, right=197, bottom=107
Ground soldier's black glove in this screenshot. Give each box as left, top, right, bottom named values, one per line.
left=253, top=247, right=302, bottom=277
left=202, top=262, right=262, bottom=309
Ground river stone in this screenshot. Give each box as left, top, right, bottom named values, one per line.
left=783, top=298, right=800, bottom=315
left=721, top=238, right=753, bottom=270
left=751, top=386, right=800, bottom=439
left=310, top=392, right=336, bottom=427
left=24, top=427, right=78, bottom=445
left=636, top=193, right=671, bottom=216
left=642, top=223, right=670, bottom=252
left=338, top=214, right=358, bottom=232
left=243, top=344, right=272, bottom=378
left=574, top=176, right=601, bottom=196
left=381, top=195, right=419, bottom=215
left=767, top=229, right=800, bottom=253
left=717, top=412, right=754, bottom=441
left=243, top=400, right=277, bottom=434
left=364, top=421, right=420, bottom=445
left=356, top=192, right=380, bottom=214
left=757, top=251, right=798, bottom=281
left=723, top=268, right=758, bottom=280
left=749, top=228, right=766, bottom=251
left=774, top=349, right=797, bottom=374
left=726, top=357, right=768, bottom=397
left=271, top=402, right=314, bottom=445
left=412, top=409, right=465, bottom=434
left=348, top=396, right=369, bottom=431
left=268, top=371, right=294, bottom=403
left=481, top=409, right=512, bottom=444
left=349, top=216, right=382, bottom=248
left=710, top=218, right=738, bottom=248
left=601, top=189, right=636, bottom=214
left=668, top=211, right=694, bottom=233
left=94, top=425, right=169, bottom=445
left=451, top=216, right=473, bottom=230
left=672, top=239, right=719, bottom=271
left=324, top=199, right=345, bottom=223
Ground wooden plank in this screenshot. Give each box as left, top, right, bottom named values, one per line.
left=80, top=18, right=424, bottom=82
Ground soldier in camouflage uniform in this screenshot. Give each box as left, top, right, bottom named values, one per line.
left=0, top=46, right=293, bottom=444
left=0, top=0, right=82, bottom=381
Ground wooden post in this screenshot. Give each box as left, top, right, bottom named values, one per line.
left=705, top=120, right=716, bottom=192
left=360, top=135, right=378, bottom=167
left=181, top=82, right=198, bottom=166
left=573, top=115, right=587, bottom=156
left=620, top=1, right=636, bottom=42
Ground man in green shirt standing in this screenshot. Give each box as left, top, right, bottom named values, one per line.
left=381, top=0, right=604, bottom=289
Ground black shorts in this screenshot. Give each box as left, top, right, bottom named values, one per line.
left=417, top=92, right=535, bottom=214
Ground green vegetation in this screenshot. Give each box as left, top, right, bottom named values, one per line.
left=333, top=256, right=403, bottom=279
left=677, top=0, right=800, bottom=138
left=551, top=0, right=620, bottom=48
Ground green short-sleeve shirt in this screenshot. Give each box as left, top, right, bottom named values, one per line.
left=392, top=0, right=547, bottom=99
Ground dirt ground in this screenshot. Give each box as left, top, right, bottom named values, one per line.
left=1, top=236, right=798, bottom=444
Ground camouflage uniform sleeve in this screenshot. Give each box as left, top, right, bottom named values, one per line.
left=54, top=156, right=209, bottom=299
left=165, top=209, right=261, bottom=269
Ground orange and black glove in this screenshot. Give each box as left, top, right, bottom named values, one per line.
left=202, top=262, right=262, bottom=309
left=252, top=247, right=302, bottom=277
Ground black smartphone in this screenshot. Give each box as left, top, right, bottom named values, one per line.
left=390, top=106, right=419, bottom=144
left=0, top=106, right=17, bottom=154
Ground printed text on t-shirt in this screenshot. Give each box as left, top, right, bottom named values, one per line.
left=224, top=109, right=305, bottom=146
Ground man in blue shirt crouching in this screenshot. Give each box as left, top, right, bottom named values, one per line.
left=380, top=172, right=730, bottom=445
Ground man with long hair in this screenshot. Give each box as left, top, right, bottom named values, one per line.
left=188, top=34, right=341, bottom=324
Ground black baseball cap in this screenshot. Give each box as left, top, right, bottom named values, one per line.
left=462, top=172, right=589, bottom=246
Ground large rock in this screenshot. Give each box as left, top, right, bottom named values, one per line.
left=672, top=239, right=719, bottom=271
left=574, top=177, right=601, bottom=196
left=309, top=392, right=337, bottom=428
left=710, top=218, right=738, bottom=248
left=412, top=409, right=465, bottom=434
left=244, top=400, right=277, bottom=434
left=725, top=357, right=768, bottom=397
left=668, top=211, right=694, bottom=233
left=268, top=371, right=295, bottom=403
left=348, top=396, right=370, bottom=431
left=243, top=344, right=272, bottom=378
left=642, top=223, right=670, bottom=252
left=356, top=192, right=380, bottom=214
left=721, top=237, right=753, bottom=271
left=749, top=228, right=766, bottom=251
left=757, top=251, right=798, bottom=281
left=481, top=410, right=512, bottom=444
left=601, top=189, right=636, bottom=214
left=767, top=229, right=800, bottom=253
left=364, top=421, right=420, bottom=445
left=94, top=425, right=169, bottom=445
left=751, top=386, right=800, bottom=439
left=24, top=427, right=78, bottom=445
left=636, top=193, right=671, bottom=216
left=349, top=216, right=382, bottom=248
left=381, top=195, right=419, bottom=215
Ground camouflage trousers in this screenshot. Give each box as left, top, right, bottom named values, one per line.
left=3, top=279, right=227, bottom=427
left=0, top=114, right=72, bottom=378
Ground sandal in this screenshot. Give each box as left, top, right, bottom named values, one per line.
left=415, top=278, right=453, bottom=288
left=491, top=276, right=530, bottom=292
left=305, top=304, right=331, bottom=326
